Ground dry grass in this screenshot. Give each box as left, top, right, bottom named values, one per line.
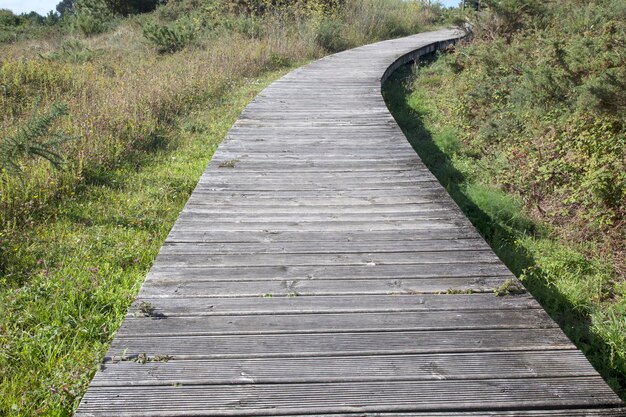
left=0, top=19, right=319, bottom=265
left=0, top=1, right=443, bottom=250
left=0, top=1, right=445, bottom=414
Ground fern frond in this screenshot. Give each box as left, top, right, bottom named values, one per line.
left=0, top=102, right=74, bottom=175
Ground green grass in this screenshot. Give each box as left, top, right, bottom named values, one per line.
left=0, top=67, right=296, bottom=416
left=383, top=63, right=626, bottom=400
left=0, top=2, right=449, bottom=413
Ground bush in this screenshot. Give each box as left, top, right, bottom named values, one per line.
left=73, top=0, right=112, bottom=36
left=0, top=9, right=20, bottom=26
left=142, top=18, right=196, bottom=53
left=45, top=39, right=99, bottom=63
left=315, top=17, right=348, bottom=52
left=104, top=0, right=159, bottom=16
left=411, top=0, right=626, bottom=269
left=74, top=14, right=105, bottom=36
left=229, top=0, right=343, bottom=16
left=56, top=0, right=75, bottom=16
left=473, top=0, right=548, bottom=42
left=394, top=0, right=626, bottom=391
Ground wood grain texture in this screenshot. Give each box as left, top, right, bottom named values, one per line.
left=76, top=29, right=623, bottom=416
left=89, top=351, right=600, bottom=386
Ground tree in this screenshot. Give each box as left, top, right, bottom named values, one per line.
left=56, top=0, right=75, bottom=16
left=20, top=11, right=44, bottom=25
left=104, top=0, right=159, bottom=16
left=464, top=0, right=480, bottom=10
left=0, top=9, right=19, bottom=26
left=44, top=10, right=61, bottom=25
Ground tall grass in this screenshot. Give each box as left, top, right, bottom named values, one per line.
left=385, top=64, right=626, bottom=400
left=0, top=1, right=442, bottom=261
left=0, top=1, right=444, bottom=415
left=383, top=0, right=626, bottom=395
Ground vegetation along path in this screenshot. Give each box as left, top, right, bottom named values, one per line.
left=76, top=29, right=624, bottom=416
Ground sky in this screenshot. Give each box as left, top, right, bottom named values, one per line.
left=0, top=0, right=59, bottom=15
left=0, top=0, right=461, bottom=16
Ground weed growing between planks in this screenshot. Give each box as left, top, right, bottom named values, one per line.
left=383, top=63, right=626, bottom=400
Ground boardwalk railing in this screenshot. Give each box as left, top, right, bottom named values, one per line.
left=76, top=28, right=624, bottom=416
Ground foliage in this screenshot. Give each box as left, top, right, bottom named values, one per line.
left=73, top=0, right=113, bottom=36
left=227, top=0, right=343, bottom=15
left=493, top=278, right=525, bottom=296
left=56, top=0, right=158, bottom=17
left=142, top=17, right=197, bottom=53
left=56, top=0, right=75, bottom=16
left=439, top=0, right=626, bottom=270
left=44, top=39, right=99, bottom=63
left=103, top=0, right=160, bottom=15
left=383, top=0, right=626, bottom=399
left=0, top=9, right=63, bottom=43
left=0, top=1, right=445, bottom=415
left=315, top=17, right=347, bottom=52
left=0, top=9, right=20, bottom=26
left=473, top=0, right=547, bottom=42
left=385, top=63, right=626, bottom=400
left=0, top=102, right=72, bottom=175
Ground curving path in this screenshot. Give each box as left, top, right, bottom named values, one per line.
left=77, top=29, right=624, bottom=416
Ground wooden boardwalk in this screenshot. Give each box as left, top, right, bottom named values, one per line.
left=77, top=29, right=624, bottom=416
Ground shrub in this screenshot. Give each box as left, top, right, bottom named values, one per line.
left=229, top=14, right=264, bottom=39
left=473, top=0, right=548, bottom=42
left=315, top=17, right=347, bottom=52
left=229, top=0, right=343, bottom=16
left=410, top=0, right=626, bottom=270
left=104, top=0, right=160, bottom=16
left=56, top=0, right=75, bottom=16
left=142, top=18, right=196, bottom=53
left=45, top=39, right=98, bottom=63
left=0, top=9, right=19, bottom=26
left=73, top=0, right=112, bottom=36
left=341, top=0, right=442, bottom=45
left=74, top=14, right=105, bottom=36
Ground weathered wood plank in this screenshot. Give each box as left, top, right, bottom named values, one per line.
left=75, top=408, right=626, bottom=417
left=128, top=294, right=540, bottom=316
left=146, top=262, right=512, bottom=280
left=181, top=203, right=463, bottom=214
left=184, top=194, right=458, bottom=207
left=138, top=276, right=511, bottom=297
left=116, top=309, right=556, bottom=337
left=176, top=210, right=467, bottom=222
left=77, top=377, right=622, bottom=416
left=165, top=229, right=481, bottom=243
left=106, top=328, right=576, bottom=360
left=243, top=412, right=626, bottom=417
left=76, top=28, right=623, bottom=416
left=153, top=251, right=502, bottom=268
left=91, top=351, right=597, bottom=386
left=158, top=238, right=491, bottom=255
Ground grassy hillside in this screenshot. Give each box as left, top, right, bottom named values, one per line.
left=384, top=0, right=625, bottom=399
left=0, top=1, right=445, bottom=415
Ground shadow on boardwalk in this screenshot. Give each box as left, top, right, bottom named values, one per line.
left=383, top=62, right=626, bottom=398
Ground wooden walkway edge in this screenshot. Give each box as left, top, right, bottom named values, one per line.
left=76, top=28, right=625, bottom=416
